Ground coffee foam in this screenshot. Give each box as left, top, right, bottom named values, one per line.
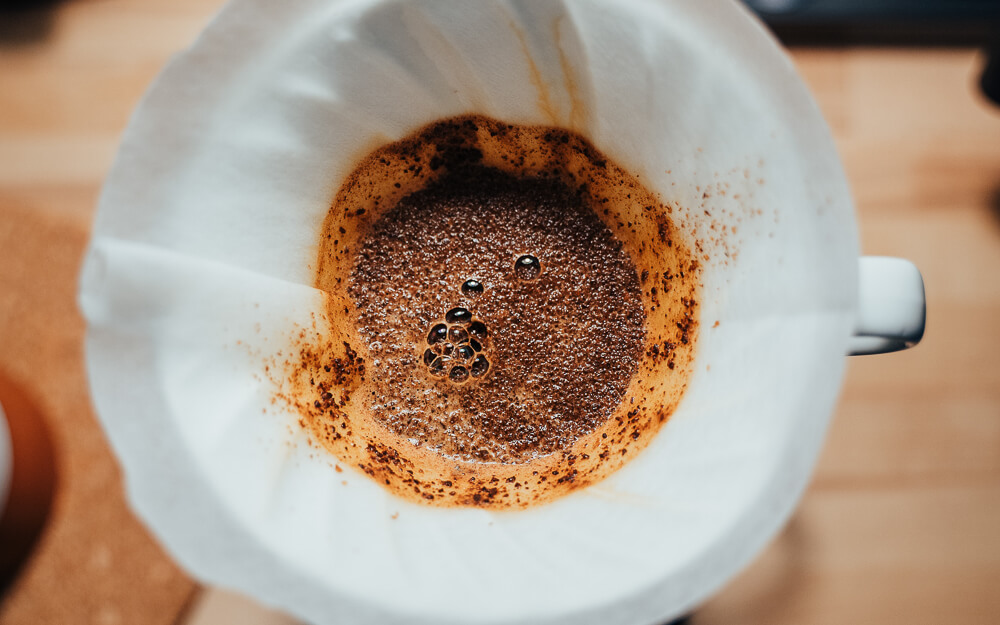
left=279, top=115, right=701, bottom=508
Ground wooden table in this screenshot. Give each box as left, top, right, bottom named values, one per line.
left=1, top=2, right=998, bottom=624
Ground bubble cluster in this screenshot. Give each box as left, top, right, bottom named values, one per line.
left=423, top=308, right=491, bottom=384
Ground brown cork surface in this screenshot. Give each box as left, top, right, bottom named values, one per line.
left=0, top=2, right=214, bottom=623
left=0, top=205, right=196, bottom=624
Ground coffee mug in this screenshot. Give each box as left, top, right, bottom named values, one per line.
left=0, top=403, right=11, bottom=519
left=79, top=0, right=925, bottom=624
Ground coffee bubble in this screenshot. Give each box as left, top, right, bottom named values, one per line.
left=456, top=345, right=475, bottom=362
left=461, top=279, right=484, bottom=295
left=428, top=324, right=448, bottom=345
left=449, top=366, right=470, bottom=383
left=429, top=358, right=448, bottom=377
left=515, top=255, right=541, bottom=280
left=470, top=355, right=490, bottom=377
left=446, top=307, right=472, bottom=324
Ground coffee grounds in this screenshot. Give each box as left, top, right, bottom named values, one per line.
left=349, top=166, right=645, bottom=464
left=286, top=115, right=701, bottom=509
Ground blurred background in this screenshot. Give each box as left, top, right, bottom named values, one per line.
left=0, top=1, right=998, bottom=624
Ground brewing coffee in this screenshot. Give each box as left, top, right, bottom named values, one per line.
left=287, top=116, right=700, bottom=508
left=349, top=165, right=647, bottom=464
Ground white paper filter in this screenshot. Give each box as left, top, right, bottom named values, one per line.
left=80, top=0, right=858, bottom=623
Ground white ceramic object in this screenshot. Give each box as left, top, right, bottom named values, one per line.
left=850, top=257, right=926, bottom=355
left=79, top=1, right=924, bottom=624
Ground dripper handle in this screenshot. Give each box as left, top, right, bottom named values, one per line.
left=849, top=256, right=926, bottom=356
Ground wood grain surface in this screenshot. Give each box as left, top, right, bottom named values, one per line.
left=0, top=2, right=998, bottom=624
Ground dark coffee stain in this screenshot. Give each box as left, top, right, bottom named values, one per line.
left=553, top=14, right=587, bottom=132
left=506, top=19, right=559, bottom=125
left=398, top=3, right=491, bottom=113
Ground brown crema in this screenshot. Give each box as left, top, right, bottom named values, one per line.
left=349, top=166, right=646, bottom=464
left=285, top=115, right=700, bottom=509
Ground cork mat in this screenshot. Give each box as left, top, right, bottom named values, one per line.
left=0, top=203, right=195, bottom=625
